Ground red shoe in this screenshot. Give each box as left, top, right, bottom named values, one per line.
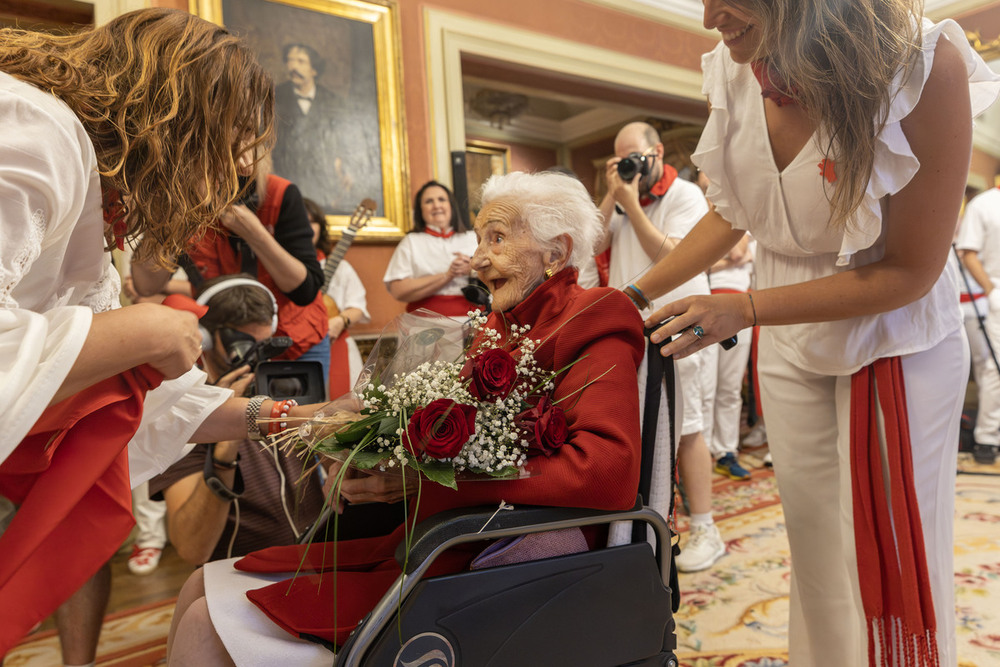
left=127, top=545, right=163, bottom=575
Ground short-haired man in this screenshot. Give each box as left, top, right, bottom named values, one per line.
left=149, top=276, right=400, bottom=565
left=599, top=121, right=724, bottom=572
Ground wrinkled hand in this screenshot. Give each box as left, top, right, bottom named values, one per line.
left=645, top=293, right=754, bottom=359
left=604, top=157, right=641, bottom=211
left=322, top=458, right=414, bottom=513
left=214, top=363, right=254, bottom=396
left=448, top=253, right=472, bottom=279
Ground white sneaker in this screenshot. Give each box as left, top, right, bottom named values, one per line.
left=763, top=452, right=773, bottom=468
left=127, top=545, right=163, bottom=575
left=675, top=523, right=726, bottom=573
left=741, top=423, right=767, bottom=447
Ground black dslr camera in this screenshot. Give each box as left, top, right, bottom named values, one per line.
left=218, top=329, right=326, bottom=404
left=616, top=151, right=655, bottom=182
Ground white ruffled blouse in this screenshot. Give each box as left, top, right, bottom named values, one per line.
left=0, top=71, right=229, bottom=482
left=693, top=18, right=1000, bottom=375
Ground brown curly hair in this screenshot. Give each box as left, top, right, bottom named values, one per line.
left=0, top=8, right=275, bottom=267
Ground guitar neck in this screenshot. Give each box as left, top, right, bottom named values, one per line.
left=321, top=229, right=357, bottom=291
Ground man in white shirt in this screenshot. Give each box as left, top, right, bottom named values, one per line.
left=599, top=121, right=724, bottom=572
left=956, top=183, right=1000, bottom=463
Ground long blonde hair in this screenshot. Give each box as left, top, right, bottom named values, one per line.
left=0, top=8, right=275, bottom=267
left=738, top=0, right=922, bottom=228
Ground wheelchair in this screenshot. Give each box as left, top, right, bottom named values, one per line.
left=312, top=327, right=691, bottom=666
left=331, top=501, right=678, bottom=667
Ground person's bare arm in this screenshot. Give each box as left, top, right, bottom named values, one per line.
left=221, top=205, right=307, bottom=293
left=601, top=158, right=678, bottom=262
left=327, top=307, right=364, bottom=339
left=53, top=303, right=202, bottom=405
left=959, top=249, right=993, bottom=294
left=162, top=446, right=239, bottom=565
left=640, top=38, right=972, bottom=358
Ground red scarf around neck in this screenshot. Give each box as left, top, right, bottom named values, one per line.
left=751, top=61, right=797, bottom=107
left=639, top=163, right=678, bottom=207
left=424, top=226, right=454, bottom=239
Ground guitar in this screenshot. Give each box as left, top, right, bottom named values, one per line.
left=322, top=198, right=376, bottom=318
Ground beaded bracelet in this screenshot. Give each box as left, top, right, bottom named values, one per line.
left=268, top=398, right=299, bottom=436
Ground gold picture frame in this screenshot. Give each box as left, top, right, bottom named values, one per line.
left=464, top=140, right=511, bottom=221
left=191, top=0, right=409, bottom=240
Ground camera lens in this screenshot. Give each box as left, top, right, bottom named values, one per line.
left=617, top=157, right=640, bottom=182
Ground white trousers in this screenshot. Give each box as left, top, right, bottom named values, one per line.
left=701, top=329, right=752, bottom=458
left=758, top=326, right=965, bottom=667
left=965, top=299, right=1000, bottom=445
left=132, top=481, right=167, bottom=549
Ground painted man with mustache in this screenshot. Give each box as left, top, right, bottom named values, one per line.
left=272, top=43, right=355, bottom=214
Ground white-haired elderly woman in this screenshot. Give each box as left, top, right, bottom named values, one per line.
left=166, top=171, right=646, bottom=666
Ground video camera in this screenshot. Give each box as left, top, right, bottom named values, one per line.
left=218, top=329, right=326, bottom=404
left=616, top=151, right=655, bottom=182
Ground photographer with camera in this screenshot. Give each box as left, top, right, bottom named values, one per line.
left=598, top=121, right=725, bottom=573
left=148, top=276, right=400, bottom=566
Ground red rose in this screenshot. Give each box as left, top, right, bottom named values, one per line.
left=515, top=396, right=569, bottom=457
left=405, top=398, right=477, bottom=459
left=463, top=348, right=518, bottom=400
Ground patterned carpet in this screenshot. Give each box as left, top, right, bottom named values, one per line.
left=7, top=452, right=999, bottom=667
left=674, top=451, right=1000, bottom=667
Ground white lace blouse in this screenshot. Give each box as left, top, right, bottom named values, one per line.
left=0, top=72, right=228, bottom=479
left=693, top=19, right=1000, bottom=375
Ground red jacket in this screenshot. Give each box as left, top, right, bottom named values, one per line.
left=185, top=175, right=328, bottom=360
left=236, top=267, right=645, bottom=645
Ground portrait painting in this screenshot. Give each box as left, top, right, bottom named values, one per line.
left=193, top=0, right=409, bottom=239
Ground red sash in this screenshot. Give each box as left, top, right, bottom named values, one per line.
left=850, top=357, right=938, bottom=667
left=329, top=331, right=353, bottom=399
left=406, top=294, right=478, bottom=318
left=0, top=365, right=162, bottom=654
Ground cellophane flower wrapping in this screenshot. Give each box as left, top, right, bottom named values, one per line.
left=280, top=308, right=567, bottom=489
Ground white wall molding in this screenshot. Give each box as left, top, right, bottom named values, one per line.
left=424, top=7, right=703, bottom=185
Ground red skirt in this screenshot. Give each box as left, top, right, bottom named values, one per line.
left=0, top=366, right=161, bottom=654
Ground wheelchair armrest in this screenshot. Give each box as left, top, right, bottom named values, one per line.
left=394, top=499, right=665, bottom=575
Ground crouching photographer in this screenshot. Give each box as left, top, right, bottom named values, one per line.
left=149, top=275, right=400, bottom=566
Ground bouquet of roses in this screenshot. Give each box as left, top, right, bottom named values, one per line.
left=282, top=309, right=572, bottom=490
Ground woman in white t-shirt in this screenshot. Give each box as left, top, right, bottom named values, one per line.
left=628, top=1, right=1000, bottom=665
left=383, top=181, right=480, bottom=318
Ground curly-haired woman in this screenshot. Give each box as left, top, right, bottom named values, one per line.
left=0, top=9, right=313, bottom=653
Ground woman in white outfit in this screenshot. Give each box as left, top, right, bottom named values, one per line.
left=383, top=181, right=479, bottom=318
left=629, top=1, right=1000, bottom=665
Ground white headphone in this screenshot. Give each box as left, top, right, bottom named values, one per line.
left=196, top=277, right=279, bottom=350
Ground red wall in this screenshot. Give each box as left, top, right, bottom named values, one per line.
left=152, top=0, right=713, bottom=333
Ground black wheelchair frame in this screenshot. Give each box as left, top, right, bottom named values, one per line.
left=332, top=502, right=678, bottom=667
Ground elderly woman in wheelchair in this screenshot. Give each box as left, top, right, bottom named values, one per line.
left=166, top=171, right=675, bottom=667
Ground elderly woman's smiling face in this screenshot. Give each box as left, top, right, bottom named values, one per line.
left=472, top=199, right=547, bottom=312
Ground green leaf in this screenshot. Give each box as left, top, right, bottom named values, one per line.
left=350, top=449, right=389, bottom=469
left=377, top=416, right=399, bottom=436
left=414, top=460, right=457, bottom=490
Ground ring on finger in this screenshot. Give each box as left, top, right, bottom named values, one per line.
left=690, top=325, right=705, bottom=340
